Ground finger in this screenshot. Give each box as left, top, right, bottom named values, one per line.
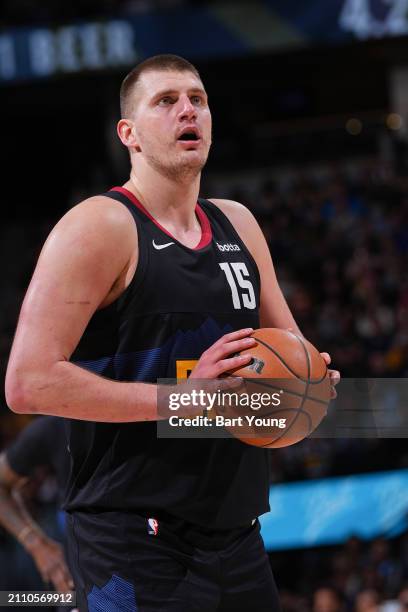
left=190, top=376, right=245, bottom=400
left=213, top=336, right=257, bottom=361
left=329, top=370, right=341, bottom=386
left=216, top=353, right=252, bottom=376
left=320, top=352, right=331, bottom=365
left=330, top=387, right=337, bottom=399
left=212, top=328, right=254, bottom=348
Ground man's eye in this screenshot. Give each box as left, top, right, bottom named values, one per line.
left=191, top=96, right=202, bottom=105
left=159, top=97, right=174, bottom=105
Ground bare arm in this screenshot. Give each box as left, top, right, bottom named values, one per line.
left=6, top=196, right=255, bottom=420
left=0, top=453, right=73, bottom=591
left=5, top=196, right=158, bottom=421
left=0, top=453, right=39, bottom=543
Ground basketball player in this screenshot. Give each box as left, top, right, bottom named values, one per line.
left=6, top=55, right=340, bottom=611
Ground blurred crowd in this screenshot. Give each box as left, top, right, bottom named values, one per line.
left=275, top=534, right=408, bottom=612
left=223, top=158, right=408, bottom=379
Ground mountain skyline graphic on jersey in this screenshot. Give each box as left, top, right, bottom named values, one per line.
left=74, top=317, right=234, bottom=382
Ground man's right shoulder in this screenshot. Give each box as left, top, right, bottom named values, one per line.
left=52, top=194, right=137, bottom=246
left=66, top=194, right=135, bottom=229
left=43, top=194, right=138, bottom=272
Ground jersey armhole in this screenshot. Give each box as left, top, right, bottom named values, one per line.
left=98, top=191, right=150, bottom=312
left=198, top=198, right=261, bottom=289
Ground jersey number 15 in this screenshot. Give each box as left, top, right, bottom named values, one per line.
left=219, top=262, right=256, bottom=310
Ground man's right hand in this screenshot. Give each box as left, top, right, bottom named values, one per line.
left=190, top=328, right=256, bottom=379
left=167, top=328, right=255, bottom=420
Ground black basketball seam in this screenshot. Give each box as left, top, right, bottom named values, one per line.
left=259, top=408, right=313, bottom=447
left=243, top=379, right=330, bottom=407
left=258, top=407, right=313, bottom=447
left=253, top=408, right=311, bottom=443
left=256, top=383, right=310, bottom=447
left=253, top=333, right=327, bottom=385
left=254, top=332, right=311, bottom=445
left=286, top=333, right=313, bottom=439
left=290, top=331, right=328, bottom=385
left=243, top=332, right=329, bottom=447
left=252, top=333, right=312, bottom=446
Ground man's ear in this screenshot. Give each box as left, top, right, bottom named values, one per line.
left=117, top=119, right=141, bottom=152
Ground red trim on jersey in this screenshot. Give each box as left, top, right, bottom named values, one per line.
left=194, top=203, right=212, bottom=249
left=110, top=186, right=212, bottom=250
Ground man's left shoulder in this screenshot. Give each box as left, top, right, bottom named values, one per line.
left=207, top=198, right=256, bottom=228
left=208, top=198, right=252, bottom=215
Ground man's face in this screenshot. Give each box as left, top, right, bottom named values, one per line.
left=131, top=69, right=212, bottom=180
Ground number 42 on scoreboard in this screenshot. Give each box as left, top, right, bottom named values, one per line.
left=339, top=0, right=408, bottom=39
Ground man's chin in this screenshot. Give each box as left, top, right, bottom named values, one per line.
left=147, top=150, right=209, bottom=180
left=179, top=147, right=207, bottom=161
left=171, top=152, right=208, bottom=175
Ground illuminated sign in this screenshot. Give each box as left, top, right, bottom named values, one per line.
left=0, top=20, right=137, bottom=81
left=2, top=2, right=408, bottom=85
left=260, top=469, right=408, bottom=550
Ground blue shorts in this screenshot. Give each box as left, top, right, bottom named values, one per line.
left=66, top=510, right=281, bottom=611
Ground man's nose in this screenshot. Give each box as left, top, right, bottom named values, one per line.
left=178, top=95, right=197, bottom=121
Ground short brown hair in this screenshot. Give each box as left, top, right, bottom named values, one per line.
left=120, top=54, right=201, bottom=118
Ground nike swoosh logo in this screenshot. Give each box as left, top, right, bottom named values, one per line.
left=152, top=239, right=176, bottom=250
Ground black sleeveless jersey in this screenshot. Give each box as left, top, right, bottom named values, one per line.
left=64, top=187, right=270, bottom=529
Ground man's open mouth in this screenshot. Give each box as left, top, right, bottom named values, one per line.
left=178, top=132, right=200, bottom=141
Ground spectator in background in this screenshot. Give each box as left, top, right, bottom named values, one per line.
left=312, top=586, right=345, bottom=612
left=355, top=588, right=380, bottom=612
left=398, top=586, right=408, bottom=609
left=0, top=416, right=72, bottom=592
left=367, top=538, right=403, bottom=597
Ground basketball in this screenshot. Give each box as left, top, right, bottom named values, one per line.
left=226, top=328, right=331, bottom=448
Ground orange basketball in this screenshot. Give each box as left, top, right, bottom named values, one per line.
left=225, top=328, right=331, bottom=448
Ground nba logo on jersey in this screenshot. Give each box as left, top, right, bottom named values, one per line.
left=147, top=518, right=159, bottom=535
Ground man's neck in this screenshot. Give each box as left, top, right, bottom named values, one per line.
left=124, top=164, right=201, bottom=233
